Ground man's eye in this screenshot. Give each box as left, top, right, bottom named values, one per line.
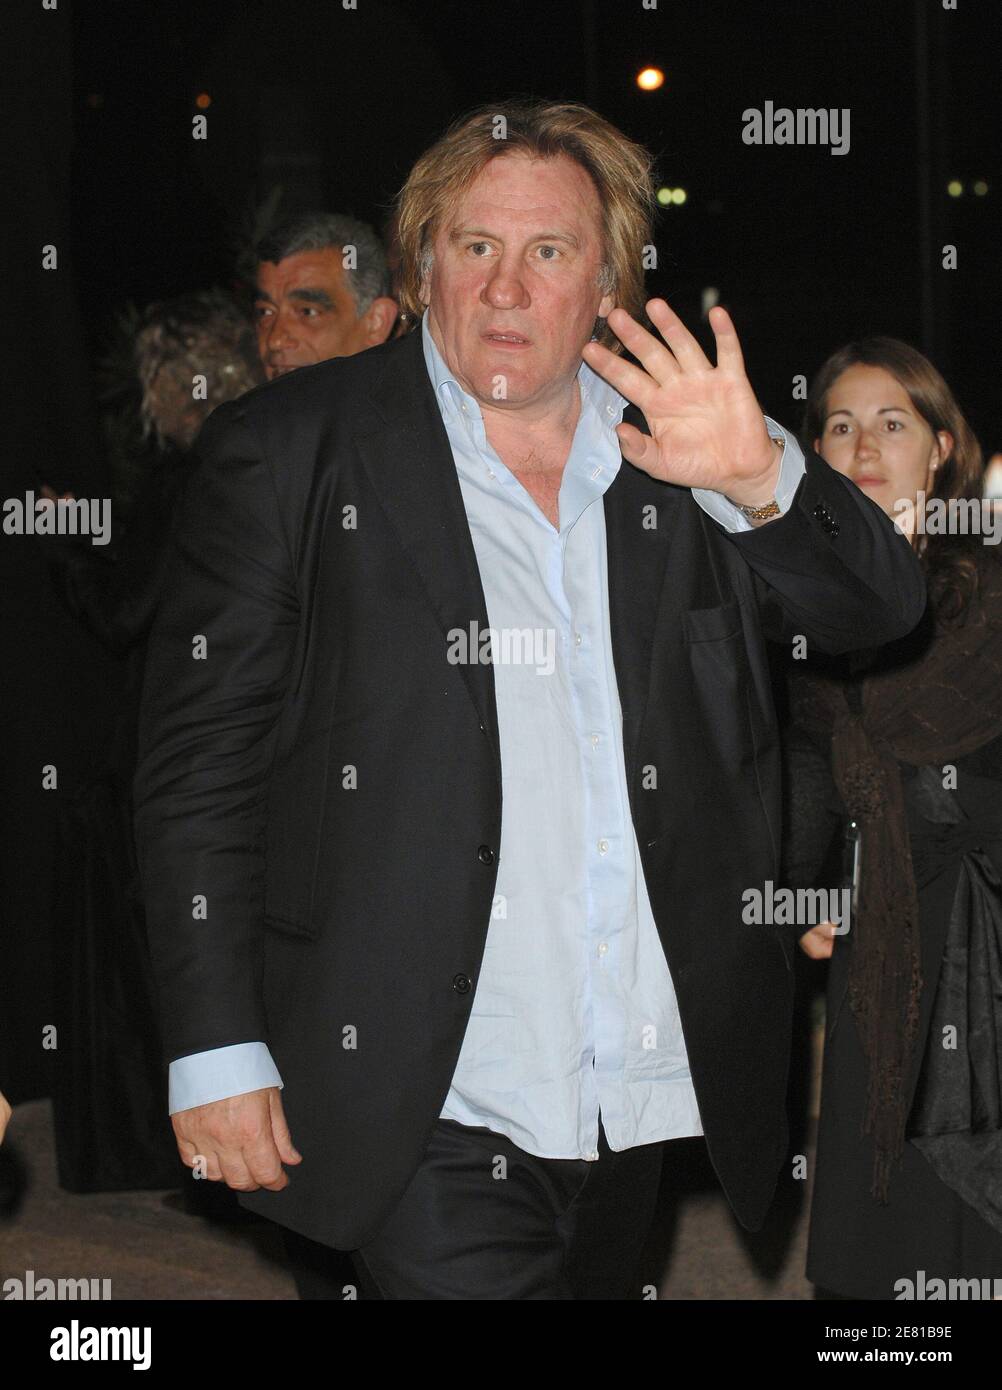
left=537, top=245, right=560, bottom=260
left=886, top=419, right=903, bottom=431
left=469, top=242, right=492, bottom=256
left=253, top=305, right=271, bottom=320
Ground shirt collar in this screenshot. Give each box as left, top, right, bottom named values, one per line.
left=419, top=311, right=628, bottom=433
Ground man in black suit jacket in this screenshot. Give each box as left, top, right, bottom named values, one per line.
left=135, top=99, right=924, bottom=1299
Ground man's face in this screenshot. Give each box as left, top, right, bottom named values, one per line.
left=254, top=248, right=392, bottom=379
left=421, top=152, right=615, bottom=415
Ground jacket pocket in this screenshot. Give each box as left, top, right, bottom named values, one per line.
left=681, top=600, right=754, bottom=771
left=682, top=598, right=743, bottom=643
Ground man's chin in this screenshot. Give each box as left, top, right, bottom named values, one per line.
left=467, top=363, right=545, bottom=408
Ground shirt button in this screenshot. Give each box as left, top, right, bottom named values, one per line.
left=589, top=733, right=600, bottom=747
left=574, top=633, right=583, bottom=647
left=597, top=839, right=609, bottom=855
left=452, top=973, right=471, bottom=994
left=477, top=845, right=495, bottom=865
left=597, top=942, right=608, bottom=957
left=587, top=1149, right=600, bottom=1161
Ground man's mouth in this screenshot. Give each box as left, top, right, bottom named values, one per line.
left=483, top=331, right=530, bottom=346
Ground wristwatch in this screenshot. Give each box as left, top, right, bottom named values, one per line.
left=736, top=437, right=784, bottom=520
left=737, top=497, right=782, bottom=521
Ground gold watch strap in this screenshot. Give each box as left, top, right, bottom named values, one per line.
left=737, top=436, right=784, bottom=519
left=737, top=498, right=781, bottom=520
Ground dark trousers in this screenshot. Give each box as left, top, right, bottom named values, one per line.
left=350, top=1116, right=665, bottom=1300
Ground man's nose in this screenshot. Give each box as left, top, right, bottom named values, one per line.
left=265, top=309, right=298, bottom=352
left=482, top=259, right=530, bottom=310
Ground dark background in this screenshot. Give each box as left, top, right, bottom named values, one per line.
left=7, top=0, right=1000, bottom=487
left=69, top=0, right=1000, bottom=442
left=1, top=0, right=998, bottom=1097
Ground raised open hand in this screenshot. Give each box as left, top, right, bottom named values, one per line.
left=581, top=299, right=781, bottom=509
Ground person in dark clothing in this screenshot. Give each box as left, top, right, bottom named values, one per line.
left=781, top=337, right=1002, bottom=1300
left=38, top=290, right=263, bottom=1199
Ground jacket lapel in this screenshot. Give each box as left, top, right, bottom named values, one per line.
left=353, top=329, right=502, bottom=792
left=603, top=405, right=713, bottom=796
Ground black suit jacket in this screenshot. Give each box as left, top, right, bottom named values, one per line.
left=134, top=325, right=925, bottom=1249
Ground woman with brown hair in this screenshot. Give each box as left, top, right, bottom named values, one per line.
left=781, top=337, right=1002, bottom=1299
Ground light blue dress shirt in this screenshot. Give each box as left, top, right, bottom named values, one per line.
left=167, top=315, right=805, bottom=1133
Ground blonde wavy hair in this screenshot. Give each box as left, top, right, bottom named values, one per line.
left=394, top=98, right=658, bottom=352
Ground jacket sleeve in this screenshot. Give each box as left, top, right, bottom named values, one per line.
left=724, top=448, right=927, bottom=654
left=778, top=719, right=847, bottom=944
left=133, top=401, right=300, bottom=1064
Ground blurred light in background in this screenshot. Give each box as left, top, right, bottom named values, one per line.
left=636, top=67, right=665, bottom=91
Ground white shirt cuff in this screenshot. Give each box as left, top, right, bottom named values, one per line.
left=168, top=1041, right=283, bottom=1115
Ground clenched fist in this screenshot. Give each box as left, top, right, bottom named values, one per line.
left=172, top=1086, right=301, bottom=1192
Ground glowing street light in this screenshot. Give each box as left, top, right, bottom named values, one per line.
left=637, top=67, right=665, bottom=92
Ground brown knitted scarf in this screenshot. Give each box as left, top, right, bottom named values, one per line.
left=792, top=550, right=1002, bottom=1201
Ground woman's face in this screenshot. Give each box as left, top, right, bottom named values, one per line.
left=814, top=364, right=952, bottom=525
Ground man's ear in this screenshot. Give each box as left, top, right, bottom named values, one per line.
left=363, top=298, right=399, bottom=346
left=414, top=244, right=434, bottom=310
